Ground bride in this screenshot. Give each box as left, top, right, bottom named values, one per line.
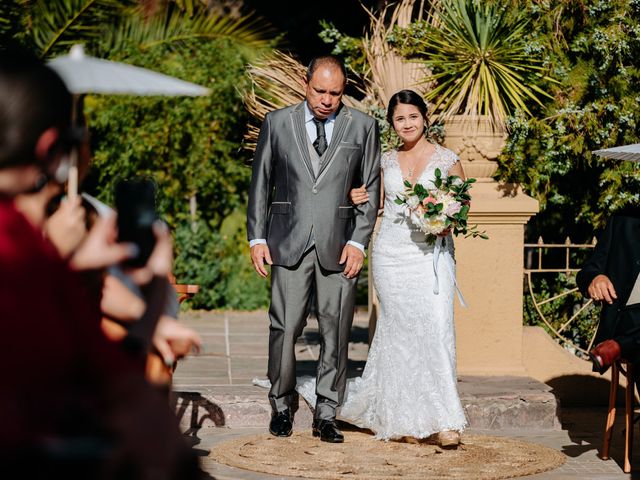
left=331, top=89, right=467, bottom=447
left=258, top=89, right=469, bottom=447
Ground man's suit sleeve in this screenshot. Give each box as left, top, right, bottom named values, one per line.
left=349, top=119, right=381, bottom=248
left=247, top=114, right=273, bottom=241
left=576, top=217, right=614, bottom=296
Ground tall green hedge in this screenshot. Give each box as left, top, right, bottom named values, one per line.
left=86, top=38, right=270, bottom=309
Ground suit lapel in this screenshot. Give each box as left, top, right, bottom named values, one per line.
left=316, top=104, right=351, bottom=181
left=291, top=103, right=316, bottom=182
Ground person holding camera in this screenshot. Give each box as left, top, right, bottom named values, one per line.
left=0, top=46, right=202, bottom=478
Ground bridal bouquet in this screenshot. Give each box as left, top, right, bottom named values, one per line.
left=395, top=168, right=488, bottom=244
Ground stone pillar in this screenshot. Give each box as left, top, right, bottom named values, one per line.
left=453, top=183, right=538, bottom=375
left=444, top=116, right=539, bottom=376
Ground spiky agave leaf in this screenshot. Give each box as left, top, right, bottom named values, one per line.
left=417, top=0, right=556, bottom=130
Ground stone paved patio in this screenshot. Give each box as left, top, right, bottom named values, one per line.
left=173, top=310, right=634, bottom=479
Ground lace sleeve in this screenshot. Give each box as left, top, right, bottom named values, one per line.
left=380, top=150, right=395, bottom=170
left=438, top=147, right=460, bottom=177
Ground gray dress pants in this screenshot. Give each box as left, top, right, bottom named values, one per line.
left=267, top=247, right=357, bottom=420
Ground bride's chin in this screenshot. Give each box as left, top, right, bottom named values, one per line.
left=399, top=134, right=421, bottom=144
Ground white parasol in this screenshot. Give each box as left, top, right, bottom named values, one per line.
left=592, top=143, right=640, bottom=162
left=48, top=44, right=211, bottom=97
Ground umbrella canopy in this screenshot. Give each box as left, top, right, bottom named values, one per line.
left=48, top=44, right=210, bottom=96
left=592, top=143, right=640, bottom=162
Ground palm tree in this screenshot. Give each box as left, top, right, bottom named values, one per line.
left=4, top=0, right=272, bottom=59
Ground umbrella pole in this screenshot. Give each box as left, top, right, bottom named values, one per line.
left=67, top=94, right=79, bottom=201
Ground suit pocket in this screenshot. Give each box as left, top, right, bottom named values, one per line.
left=270, top=202, right=291, bottom=214
left=338, top=143, right=361, bottom=152
left=339, top=205, right=355, bottom=219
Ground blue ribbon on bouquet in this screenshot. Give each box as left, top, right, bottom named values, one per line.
left=432, top=236, right=468, bottom=308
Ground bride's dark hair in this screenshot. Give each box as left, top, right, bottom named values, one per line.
left=386, top=89, right=429, bottom=125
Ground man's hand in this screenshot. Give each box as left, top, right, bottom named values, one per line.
left=349, top=184, right=369, bottom=206
left=588, top=274, right=617, bottom=304
left=340, top=244, right=365, bottom=279
left=251, top=244, right=273, bottom=278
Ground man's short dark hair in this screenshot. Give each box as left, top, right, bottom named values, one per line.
left=306, top=55, right=347, bottom=84
left=0, top=45, right=72, bottom=169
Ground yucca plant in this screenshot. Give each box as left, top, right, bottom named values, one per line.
left=402, top=0, right=556, bottom=131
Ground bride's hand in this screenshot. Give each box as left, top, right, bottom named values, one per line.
left=349, top=185, right=369, bottom=206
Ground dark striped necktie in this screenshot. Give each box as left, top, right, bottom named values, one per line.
left=312, top=118, right=328, bottom=156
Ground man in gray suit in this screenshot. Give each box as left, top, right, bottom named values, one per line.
left=247, top=55, right=381, bottom=443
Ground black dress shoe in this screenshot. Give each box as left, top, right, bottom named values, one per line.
left=312, top=419, right=344, bottom=443
left=269, top=410, right=293, bottom=437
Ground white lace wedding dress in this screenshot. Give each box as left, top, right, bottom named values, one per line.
left=257, top=144, right=469, bottom=440
left=337, top=144, right=468, bottom=439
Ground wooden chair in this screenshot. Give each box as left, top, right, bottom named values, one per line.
left=602, top=360, right=636, bottom=473
left=167, top=273, right=200, bottom=303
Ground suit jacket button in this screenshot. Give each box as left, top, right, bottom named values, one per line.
left=312, top=187, right=317, bottom=194
left=636, top=260, right=640, bottom=265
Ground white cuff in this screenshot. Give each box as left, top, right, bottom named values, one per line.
left=249, top=239, right=267, bottom=248
left=347, top=240, right=366, bottom=257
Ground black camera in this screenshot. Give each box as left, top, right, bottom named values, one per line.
left=114, top=178, right=158, bottom=268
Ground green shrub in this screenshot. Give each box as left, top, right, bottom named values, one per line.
left=172, top=217, right=270, bottom=310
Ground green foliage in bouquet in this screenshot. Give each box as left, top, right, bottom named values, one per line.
left=394, top=168, right=488, bottom=244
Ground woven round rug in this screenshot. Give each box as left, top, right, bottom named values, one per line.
left=209, top=431, right=565, bottom=480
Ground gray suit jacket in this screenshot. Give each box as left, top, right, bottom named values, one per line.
left=247, top=102, right=381, bottom=271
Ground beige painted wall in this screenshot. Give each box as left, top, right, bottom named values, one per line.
left=522, top=326, right=632, bottom=406
left=454, top=181, right=538, bottom=375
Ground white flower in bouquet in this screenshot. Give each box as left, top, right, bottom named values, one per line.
left=438, top=191, right=454, bottom=210
left=406, top=194, right=421, bottom=209
left=445, top=199, right=462, bottom=216
left=423, top=215, right=447, bottom=235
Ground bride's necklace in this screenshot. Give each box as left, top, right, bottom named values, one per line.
left=403, top=143, right=430, bottom=181
left=407, top=159, right=419, bottom=179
